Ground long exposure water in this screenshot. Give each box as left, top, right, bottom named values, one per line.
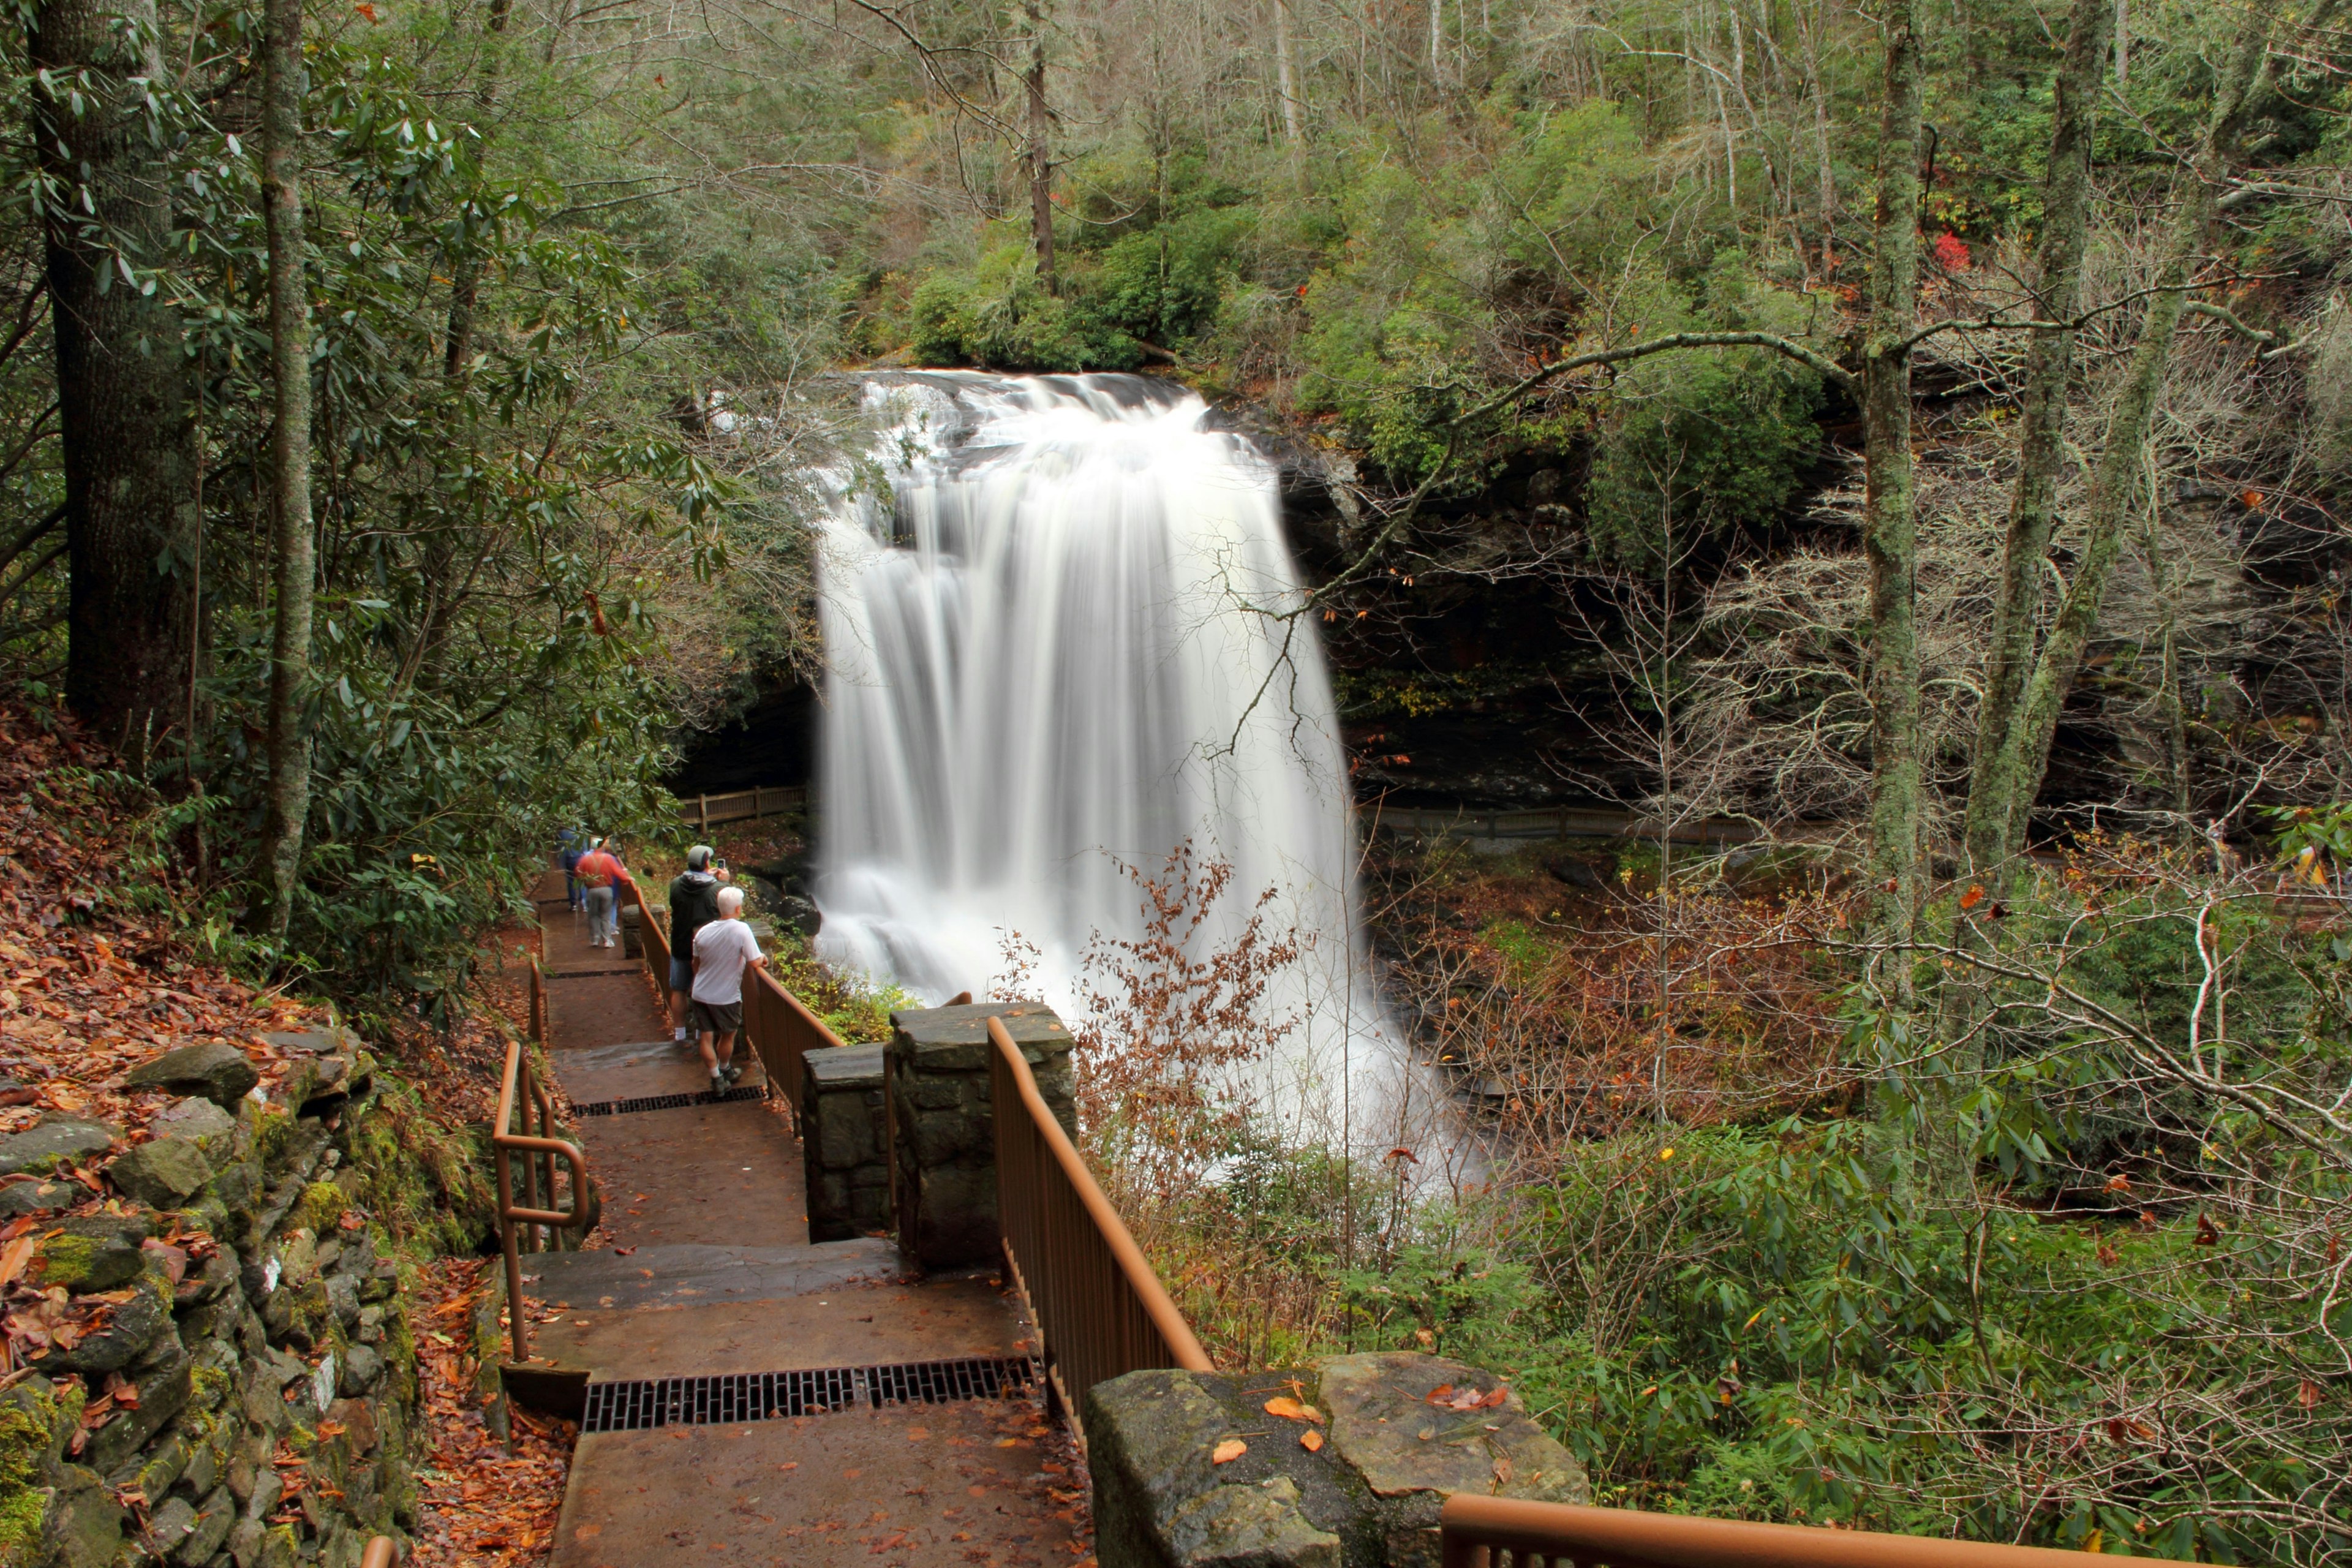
left=810, top=372, right=1420, bottom=1146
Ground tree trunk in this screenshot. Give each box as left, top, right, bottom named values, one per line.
left=1977, top=0, right=2275, bottom=870
left=1273, top=0, right=1303, bottom=147
left=1023, top=0, right=1055, bottom=292
left=30, top=0, right=200, bottom=761
left=255, top=0, right=317, bottom=943
left=1959, top=0, right=2111, bottom=890
left=443, top=0, right=513, bottom=377
left=1860, top=0, right=1924, bottom=947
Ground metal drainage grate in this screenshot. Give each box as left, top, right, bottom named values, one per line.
left=572, top=1084, right=769, bottom=1117
left=579, top=1357, right=1040, bottom=1434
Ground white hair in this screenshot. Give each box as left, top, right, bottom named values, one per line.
left=717, top=885, right=745, bottom=915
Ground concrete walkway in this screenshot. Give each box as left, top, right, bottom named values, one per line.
left=519, top=873, right=1090, bottom=1568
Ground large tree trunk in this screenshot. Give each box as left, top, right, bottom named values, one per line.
left=1970, top=0, right=2275, bottom=871
left=1860, top=0, right=1924, bottom=947
left=254, top=0, right=317, bottom=943
left=30, top=0, right=200, bottom=761
left=1959, top=0, right=2112, bottom=892
left=1023, top=0, right=1055, bottom=292
left=442, top=0, right=513, bottom=377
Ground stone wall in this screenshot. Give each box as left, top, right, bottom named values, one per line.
left=0, top=1031, right=421, bottom=1568
left=886, top=1004, right=1075, bottom=1272
left=801, top=1045, right=889, bottom=1242
left=1085, top=1352, right=1590, bottom=1568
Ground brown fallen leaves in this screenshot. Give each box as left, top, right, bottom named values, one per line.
left=407, top=1259, right=574, bottom=1568
left=1425, top=1383, right=1509, bottom=1411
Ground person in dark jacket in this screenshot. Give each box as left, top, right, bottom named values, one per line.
left=666, top=845, right=728, bottom=1044
left=558, top=829, right=586, bottom=912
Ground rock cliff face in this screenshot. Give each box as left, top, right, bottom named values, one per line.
left=0, top=1030, right=418, bottom=1568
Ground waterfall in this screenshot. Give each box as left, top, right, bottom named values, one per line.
left=810, top=371, right=1414, bottom=1145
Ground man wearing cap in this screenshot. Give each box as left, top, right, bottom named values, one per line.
left=691, top=885, right=766, bottom=1091
left=666, top=846, right=727, bottom=1044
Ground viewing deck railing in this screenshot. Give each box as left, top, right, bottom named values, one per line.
left=1438, top=1495, right=2104, bottom=1568
left=495, top=955, right=592, bottom=1363
left=987, top=1014, right=1212, bottom=1428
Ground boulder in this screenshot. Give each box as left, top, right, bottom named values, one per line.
left=0, top=1114, right=119, bottom=1177
left=28, top=1226, right=146, bottom=1294
left=34, top=1273, right=173, bottom=1375
left=123, top=1042, right=258, bottom=1109
left=107, top=1136, right=214, bottom=1208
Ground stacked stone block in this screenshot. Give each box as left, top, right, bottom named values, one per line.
left=886, top=1003, right=1076, bottom=1270
left=801, top=1044, right=891, bottom=1242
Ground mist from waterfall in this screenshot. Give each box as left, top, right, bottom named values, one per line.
left=810, top=371, right=1418, bottom=1147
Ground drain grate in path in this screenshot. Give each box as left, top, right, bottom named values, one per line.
left=579, top=1357, right=1040, bottom=1433
left=571, top=1084, right=769, bottom=1117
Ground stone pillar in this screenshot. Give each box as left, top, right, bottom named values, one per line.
left=887, top=1001, right=1075, bottom=1271
left=802, top=1044, right=891, bottom=1242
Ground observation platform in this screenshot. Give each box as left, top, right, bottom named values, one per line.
left=512, top=872, right=1087, bottom=1567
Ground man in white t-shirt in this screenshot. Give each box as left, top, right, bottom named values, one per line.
left=689, top=885, right=766, bottom=1091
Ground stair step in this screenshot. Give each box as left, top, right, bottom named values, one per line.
left=521, top=1237, right=903, bottom=1312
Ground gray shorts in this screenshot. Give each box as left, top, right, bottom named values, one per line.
left=669, top=957, right=694, bottom=993
left=691, top=999, right=742, bottom=1036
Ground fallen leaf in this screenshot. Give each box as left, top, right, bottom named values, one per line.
left=1423, top=1384, right=1455, bottom=1405
left=1299, top=1430, right=1324, bottom=1453
left=1211, top=1439, right=1246, bottom=1464
left=1477, top=1387, right=1507, bottom=1409
left=1264, top=1397, right=1308, bottom=1420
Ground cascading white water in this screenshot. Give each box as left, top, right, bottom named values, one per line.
left=811, top=371, right=1415, bottom=1145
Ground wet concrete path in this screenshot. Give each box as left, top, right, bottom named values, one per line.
left=519, top=869, right=1089, bottom=1568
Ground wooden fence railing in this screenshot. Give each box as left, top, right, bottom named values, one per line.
left=1438, top=1496, right=2102, bottom=1568
left=678, top=785, right=807, bottom=830
left=988, top=1014, right=1211, bottom=1430
left=495, top=957, right=592, bottom=1363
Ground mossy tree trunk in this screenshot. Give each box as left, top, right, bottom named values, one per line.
left=1860, top=0, right=1924, bottom=951
left=1959, top=0, right=2113, bottom=896
left=1965, top=0, right=2277, bottom=875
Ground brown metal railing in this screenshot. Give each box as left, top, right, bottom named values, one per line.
left=1439, top=1496, right=2101, bottom=1568
left=989, top=1014, right=1210, bottom=1427
left=361, top=1538, right=398, bottom=1568
left=744, top=965, right=848, bottom=1128
left=624, top=876, right=671, bottom=1000
left=496, top=955, right=592, bottom=1363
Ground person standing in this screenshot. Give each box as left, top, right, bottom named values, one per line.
left=558, top=829, right=586, bottom=913
left=690, top=884, right=765, bottom=1091
left=665, top=846, right=726, bottom=1044
left=575, top=837, right=627, bottom=949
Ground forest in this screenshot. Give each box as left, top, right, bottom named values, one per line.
left=5, top=0, right=2352, bottom=1554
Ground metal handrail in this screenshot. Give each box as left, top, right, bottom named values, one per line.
left=494, top=954, right=592, bottom=1363
left=624, top=875, right=671, bottom=999
left=1438, top=1496, right=2100, bottom=1568
left=361, top=1538, right=398, bottom=1568
left=744, top=965, right=847, bottom=1126
left=988, top=1014, right=1210, bottom=1428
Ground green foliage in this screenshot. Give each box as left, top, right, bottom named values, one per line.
left=763, top=927, right=916, bottom=1044
left=1585, top=258, right=1826, bottom=565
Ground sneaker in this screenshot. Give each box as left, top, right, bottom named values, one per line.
left=710, top=1071, right=726, bottom=1094
left=722, top=1061, right=744, bottom=1085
